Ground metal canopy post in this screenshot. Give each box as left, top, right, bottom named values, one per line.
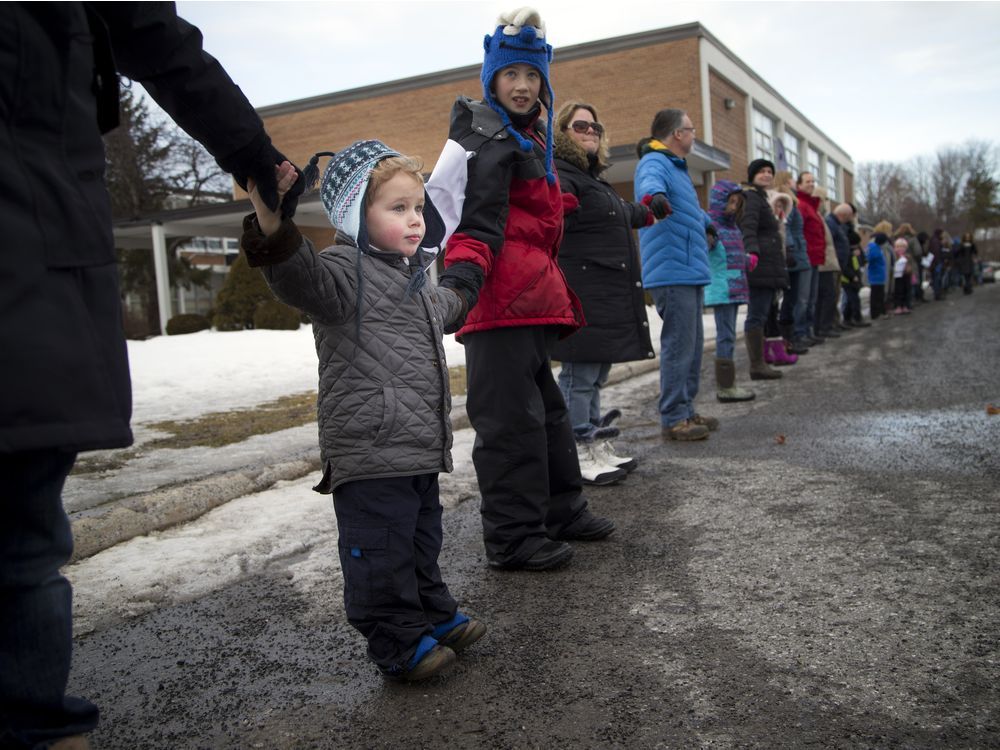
left=151, top=222, right=172, bottom=334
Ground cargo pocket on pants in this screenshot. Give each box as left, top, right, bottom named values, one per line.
left=338, top=526, right=391, bottom=607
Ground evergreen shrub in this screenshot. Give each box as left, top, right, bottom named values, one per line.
left=212, top=252, right=294, bottom=330
left=253, top=300, right=301, bottom=330
left=165, top=313, right=211, bottom=335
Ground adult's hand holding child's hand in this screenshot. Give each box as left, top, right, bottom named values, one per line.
left=248, top=161, right=298, bottom=236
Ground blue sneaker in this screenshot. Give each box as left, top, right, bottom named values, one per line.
left=382, top=635, right=455, bottom=682
left=432, top=612, right=487, bottom=653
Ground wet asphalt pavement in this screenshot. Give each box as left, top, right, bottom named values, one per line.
left=70, top=286, right=999, bottom=749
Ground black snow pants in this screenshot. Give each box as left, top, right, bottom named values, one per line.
left=463, top=326, right=588, bottom=567
left=333, top=473, right=457, bottom=672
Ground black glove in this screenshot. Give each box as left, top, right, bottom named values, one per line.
left=438, top=262, right=485, bottom=334
left=646, top=193, right=673, bottom=220
left=217, top=132, right=305, bottom=219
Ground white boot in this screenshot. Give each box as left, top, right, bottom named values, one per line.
left=593, top=440, right=637, bottom=473
left=577, top=442, right=627, bottom=486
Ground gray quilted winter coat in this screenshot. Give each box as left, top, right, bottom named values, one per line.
left=242, top=218, right=466, bottom=493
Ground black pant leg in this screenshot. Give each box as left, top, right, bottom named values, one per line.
left=536, top=332, right=587, bottom=535
left=778, top=271, right=799, bottom=325
left=0, top=450, right=99, bottom=747
left=333, top=476, right=438, bottom=672
left=764, top=296, right=781, bottom=338
left=816, top=272, right=837, bottom=332
left=412, top=474, right=458, bottom=624
left=870, top=285, right=884, bottom=318
left=893, top=277, right=909, bottom=308
left=464, top=327, right=560, bottom=566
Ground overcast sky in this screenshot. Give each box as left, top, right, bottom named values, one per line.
left=173, top=1, right=1000, bottom=166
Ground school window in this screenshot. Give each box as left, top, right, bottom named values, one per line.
left=808, top=147, right=822, bottom=180
left=752, top=109, right=775, bottom=161
left=826, top=160, right=839, bottom=201
left=783, top=130, right=801, bottom=174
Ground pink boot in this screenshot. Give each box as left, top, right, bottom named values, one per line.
left=765, top=339, right=798, bottom=366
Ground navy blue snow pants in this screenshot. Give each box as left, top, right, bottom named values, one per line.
left=332, top=473, right=457, bottom=672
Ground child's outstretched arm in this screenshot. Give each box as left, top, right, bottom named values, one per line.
left=241, top=163, right=356, bottom=325
left=248, top=161, right=299, bottom=235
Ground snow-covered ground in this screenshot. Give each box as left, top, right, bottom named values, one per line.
left=66, top=305, right=744, bottom=635
left=121, top=303, right=739, bottom=427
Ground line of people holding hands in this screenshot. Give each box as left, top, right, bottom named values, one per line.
left=7, top=6, right=982, bottom=747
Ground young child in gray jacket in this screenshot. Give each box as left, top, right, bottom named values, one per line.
left=242, top=140, right=484, bottom=682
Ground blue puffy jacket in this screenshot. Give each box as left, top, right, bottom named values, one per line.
left=866, top=241, right=888, bottom=285
left=634, top=144, right=712, bottom=288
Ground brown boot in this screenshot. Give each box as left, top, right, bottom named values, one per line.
left=745, top=329, right=782, bottom=380
left=662, top=419, right=710, bottom=441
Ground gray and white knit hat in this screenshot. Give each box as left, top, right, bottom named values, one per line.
left=303, top=139, right=445, bottom=252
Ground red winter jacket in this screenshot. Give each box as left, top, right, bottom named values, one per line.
left=797, top=190, right=826, bottom=267
left=433, top=97, right=583, bottom=339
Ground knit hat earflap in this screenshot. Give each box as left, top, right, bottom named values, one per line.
left=481, top=7, right=556, bottom=184
left=302, top=140, right=447, bottom=335
left=305, top=140, right=443, bottom=254
left=747, top=158, right=776, bottom=185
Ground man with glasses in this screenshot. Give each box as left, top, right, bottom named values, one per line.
left=634, top=109, right=719, bottom=441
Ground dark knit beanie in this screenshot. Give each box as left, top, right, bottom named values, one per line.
left=747, top=158, right=776, bottom=184
left=481, top=8, right=556, bottom=183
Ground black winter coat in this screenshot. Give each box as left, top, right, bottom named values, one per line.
left=954, top=242, right=977, bottom=275
left=550, top=134, right=655, bottom=364
left=1, top=3, right=272, bottom=453
left=739, top=185, right=789, bottom=289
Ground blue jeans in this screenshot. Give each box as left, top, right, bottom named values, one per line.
left=1, top=450, right=99, bottom=748
left=557, top=361, right=612, bottom=432
left=713, top=303, right=738, bottom=361
left=650, top=285, right=704, bottom=429
left=932, top=266, right=944, bottom=299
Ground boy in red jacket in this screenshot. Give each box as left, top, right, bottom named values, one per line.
left=428, top=7, right=615, bottom=571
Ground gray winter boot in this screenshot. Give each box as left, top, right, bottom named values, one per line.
left=715, top=358, right=756, bottom=402
left=746, top=329, right=782, bottom=380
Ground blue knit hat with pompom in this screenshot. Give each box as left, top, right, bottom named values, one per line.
left=481, top=8, right=556, bottom=184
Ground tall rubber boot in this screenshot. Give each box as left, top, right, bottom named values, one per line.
left=765, top=339, right=798, bottom=366
left=746, top=328, right=782, bottom=380
left=715, top=358, right=756, bottom=402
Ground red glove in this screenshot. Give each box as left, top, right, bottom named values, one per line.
left=747, top=254, right=759, bottom=273
left=561, top=193, right=580, bottom=215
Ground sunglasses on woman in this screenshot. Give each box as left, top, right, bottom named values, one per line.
left=569, top=120, right=604, bottom=136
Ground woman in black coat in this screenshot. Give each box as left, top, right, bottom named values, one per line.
left=551, top=101, right=656, bottom=482
left=739, top=159, right=790, bottom=380
left=954, top=232, right=978, bottom=294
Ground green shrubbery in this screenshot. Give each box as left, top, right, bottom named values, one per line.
left=253, top=300, right=301, bottom=330
left=212, top=252, right=299, bottom=330
left=165, top=313, right=211, bottom=335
